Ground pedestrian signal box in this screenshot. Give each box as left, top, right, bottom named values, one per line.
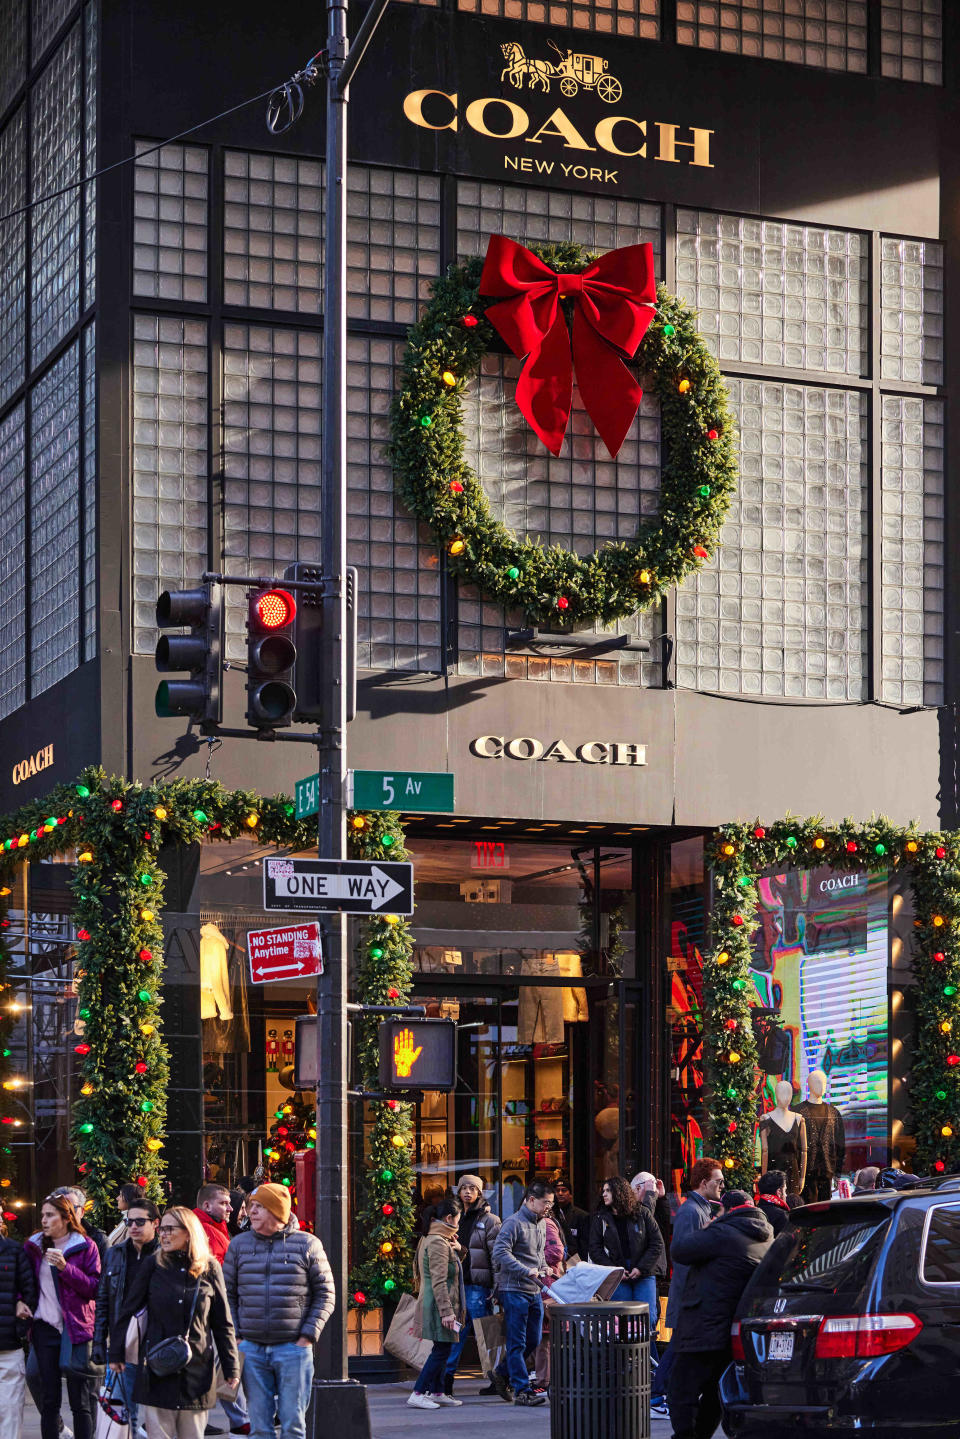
left=378, top=1018, right=457, bottom=1092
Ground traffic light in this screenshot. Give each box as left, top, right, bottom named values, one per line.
left=154, top=583, right=222, bottom=725
left=285, top=563, right=357, bottom=723
left=246, top=587, right=298, bottom=728
left=378, top=1018, right=457, bottom=1091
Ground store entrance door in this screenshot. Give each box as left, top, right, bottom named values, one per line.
left=412, top=982, right=601, bottom=1220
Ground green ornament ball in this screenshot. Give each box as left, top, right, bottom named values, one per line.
left=369, top=947, right=384, bottom=960
left=786, top=837, right=798, bottom=849
left=507, top=567, right=520, bottom=580
left=382, top=834, right=395, bottom=848
left=662, top=323, right=676, bottom=337
left=76, top=785, right=91, bottom=798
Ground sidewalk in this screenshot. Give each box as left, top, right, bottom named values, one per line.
left=21, top=1374, right=716, bottom=1438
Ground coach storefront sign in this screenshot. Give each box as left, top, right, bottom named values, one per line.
left=12, top=744, right=54, bottom=785
left=470, top=735, right=646, bottom=765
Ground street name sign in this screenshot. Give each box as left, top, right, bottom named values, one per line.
left=263, top=857, right=414, bottom=915
left=350, top=769, right=454, bottom=813
left=248, top=922, right=323, bottom=984
left=295, top=773, right=320, bottom=820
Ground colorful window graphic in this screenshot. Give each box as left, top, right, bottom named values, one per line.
left=750, top=867, right=888, bottom=1171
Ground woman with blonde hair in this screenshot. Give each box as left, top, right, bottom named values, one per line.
left=109, top=1206, right=239, bottom=1439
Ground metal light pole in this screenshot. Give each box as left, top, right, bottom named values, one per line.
left=313, top=0, right=391, bottom=1433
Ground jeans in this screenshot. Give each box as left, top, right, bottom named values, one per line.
left=651, top=1340, right=673, bottom=1400
left=239, top=1340, right=313, bottom=1439
left=119, top=1363, right=140, bottom=1433
left=612, top=1276, right=660, bottom=1364
left=444, top=1284, right=490, bottom=1380
left=27, top=1319, right=95, bottom=1439
left=413, top=1341, right=452, bottom=1395
left=667, top=1347, right=729, bottom=1439
left=0, top=1349, right=26, bottom=1439
left=496, top=1290, right=543, bottom=1396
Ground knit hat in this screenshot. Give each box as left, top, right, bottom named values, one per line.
left=251, top=1183, right=291, bottom=1224
left=721, top=1189, right=752, bottom=1211
left=456, top=1175, right=484, bottom=1195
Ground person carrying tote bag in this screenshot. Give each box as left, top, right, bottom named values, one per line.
left=406, top=1198, right=466, bottom=1411
left=108, top=1207, right=240, bottom=1439
left=25, top=1194, right=102, bottom=1439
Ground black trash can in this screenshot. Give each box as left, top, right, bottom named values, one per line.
left=549, top=1302, right=650, bottom=1439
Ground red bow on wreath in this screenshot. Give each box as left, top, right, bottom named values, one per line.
left=478, top=234, right=657, bottom=458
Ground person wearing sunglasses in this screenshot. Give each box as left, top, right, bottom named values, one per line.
left=93, top=1201, right=160, bottom=1436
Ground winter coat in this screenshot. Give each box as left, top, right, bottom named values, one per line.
left=544, top=1216, right=565, bottom=1275
left=412, top=1223, right=466, bottom=1344
left=92, top=1237, right=159, bottom=1363
left=222, top=1226, right=334, bottom=1346
left=669, top=1206, right=774, bottom=1353
left=25, top=1232, right=101, bottom=1343
left=192, top=1209, right=230, bottom=1264
left=458, top=1201, right=501, bottom=1290
left=0, top=1237, right=37, bottom=1351
left=555, top=1202, right=590, bottom=1259
left=83, top=1220, right=108, bottom=1261
left=588, top=1206, right=666, bottom=1278
left=664, top=1191, right=712, bottom=1329
left=492, top=1204, right=546, bottom=1294
left=756, top=1196, right=790, bottom=1236
left=642, top=1191, right=673, bottom=1255
left=110, top=1251, right=239, bottom=1411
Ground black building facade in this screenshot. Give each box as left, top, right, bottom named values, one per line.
left=0, top=0, right=954, bottom=1299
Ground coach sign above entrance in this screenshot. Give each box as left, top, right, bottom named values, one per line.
left=12, top=744, right=54, bottom=785
left=470, top=735, right=646, bottom=765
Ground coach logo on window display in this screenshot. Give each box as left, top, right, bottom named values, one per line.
left=470, top=735, right=646, bottom=765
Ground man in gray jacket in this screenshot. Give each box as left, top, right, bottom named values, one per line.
left=223, top=1184, right=335, bottom=1439
left=650, top=1157, right=723, bottom=1416
left=491, top=1180, right=553, bottom=1407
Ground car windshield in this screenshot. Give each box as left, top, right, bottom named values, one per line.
left=756, top=1206, right=892, bottom=1295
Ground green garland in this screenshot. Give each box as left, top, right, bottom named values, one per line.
left=390, top=244, right=739, bottom=629
left=708, top=817, right=960, bottom=1184
left=347, top=812, right=416, bottom=1311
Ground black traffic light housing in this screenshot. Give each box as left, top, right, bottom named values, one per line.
left=246, top=587, right=298, bottom=728
left=378, top=1017, right=457, bottom=1091
left=285, top=563, right=357, bottom=723
left=154, top=583, right=222, bottom=726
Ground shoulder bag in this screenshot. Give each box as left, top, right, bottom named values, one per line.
left=145, top=1277, right=202, bottom=1377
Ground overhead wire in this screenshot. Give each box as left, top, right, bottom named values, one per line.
left=0, top=50, right=324, bottom=228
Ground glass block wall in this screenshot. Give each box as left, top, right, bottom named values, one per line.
left=453, top=0, right=658, bottom=39
left=0, top=1, right=97, bottom=717
left=880, top=0, right=942, bottom=84
left=133, top=142, right=208, bottom=304
left=880, top=236, right=943, bottom=386
left=677, top=0, right=868, bottom=70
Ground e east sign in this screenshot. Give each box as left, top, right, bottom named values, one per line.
left=470, top=735, right=645, bottom=765
left=378, top=1018, right=457, bottom=1091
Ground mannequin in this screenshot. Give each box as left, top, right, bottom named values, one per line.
left=759, top=1080, right=807, bottom=1196
left=799, top=1069, right=846, bottom=1202
left=199, top=922, right=233, bottom=1020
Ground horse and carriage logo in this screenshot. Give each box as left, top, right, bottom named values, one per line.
left=500, top=39, right=624, bottom=104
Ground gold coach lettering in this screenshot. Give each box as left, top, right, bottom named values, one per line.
left=12, top=743, right=54, bottom=785
left=470, top=736, right=646, bottom=766
left=403, top=91, right=712, bottom=167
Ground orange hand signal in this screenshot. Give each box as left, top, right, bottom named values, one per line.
left=394, top=1027, right=423, bottom=1078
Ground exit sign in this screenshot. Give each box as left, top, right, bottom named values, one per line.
left=472, top=840, right=509, bottom=870
left=349, top=770, right=454, bottom=813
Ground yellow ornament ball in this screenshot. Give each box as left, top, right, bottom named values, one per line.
left=384, top=915, right=400, bottom=927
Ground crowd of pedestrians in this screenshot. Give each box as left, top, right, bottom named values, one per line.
left=0, top=1180, right=333, bottom=1439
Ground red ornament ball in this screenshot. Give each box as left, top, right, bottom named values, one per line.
left=135, top=1062, right=148, bottom=1075
left=387, top=987, right=400, bottom=1000
left=754, top=827, right=765, bottom=839
left=948, top=1055, right=960, bottom=1067
left=935, top=1161, right=946, bottom=1173
left=354, top=1291, right=367, bottom=1304
left=693, top=545, right=710, bottom=559
left=724, top=1019, right=737, bottom=1031
left=137, top=1176, right=148, bottom=1187
left=707, top=429, right=719, bottom=440
left=139, top=949, right=152, bottom=963
left=556, top=596, right=569, bottom=610
left=937, top=847, right=947, bottom=859
left=77, top=929, right=90, bottom=941
left=387, top=1100, right=398, bottom=1111
left=731, top=915, right=745, bottom=928
left=846, top=841, right=858, bottom=853
left=935, top=952, right=946, bottom=963
left=461, top=315, right=479, bottom=329
left=382, top=1203, right=394, bottom=1216
left=74, top=1043, right=91, bottom=1055
left=449, top=481, right=464, bottom=494
left=277, top=1126, right=289, bottom=1137
left=728, top=1121, right=737, bottom=1133
left=111, top=800, right=123, bottom=812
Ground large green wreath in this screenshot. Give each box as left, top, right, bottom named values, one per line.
left=390, top=242, right=739, bottom=628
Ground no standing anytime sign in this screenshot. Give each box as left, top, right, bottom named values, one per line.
left=247, top=921, right=323, bottom=984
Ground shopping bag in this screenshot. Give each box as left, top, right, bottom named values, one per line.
left=473, top=1311, right=506, bottom=1377
left=95, top=1369, right=130, bottom=1439
left=383, top=1292, right=433, bottom=1371
left=216, top=1350, right=244, bottom=1401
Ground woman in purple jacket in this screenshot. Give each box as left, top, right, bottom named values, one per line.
left=25, top=1193, right=101, bottom=1439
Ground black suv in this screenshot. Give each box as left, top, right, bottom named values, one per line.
left=720, top=1181, right=960, bottom=1437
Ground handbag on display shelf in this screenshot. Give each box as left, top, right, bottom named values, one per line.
left=383, top=1292, right=433, bottom=1371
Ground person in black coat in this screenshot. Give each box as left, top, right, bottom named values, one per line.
left=755, top=1170, right=791, bottom=1236
left=552, top=1177, right=589, bottom=1259
left=666, top=1190, right=773, bottom=1439
left=93, top=1199, right=160, bottom=1432
left=588, top=1175, right=666, bottom=1360
left=0, top=1216, right=38, bottom=1438
left=109, top=1206, right=239, bottom=1439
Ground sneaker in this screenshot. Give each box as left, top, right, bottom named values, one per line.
left=429, top=1394, right=463, bottom=1407
left=477, top=1381, right=500, bottom=1396
left=514, top=1390, right=546, bottom=1407
left=491, top=1372, right=514, bottom=1403
left=407, top=1393, right=440, bottom=1410
left=650, top=1397, right=670, bottom=1418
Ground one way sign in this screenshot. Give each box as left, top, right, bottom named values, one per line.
left=262, top=857, right=414, bottom=916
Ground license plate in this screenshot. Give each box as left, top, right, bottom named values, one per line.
left=769, top=1332, right=794, bottom=1361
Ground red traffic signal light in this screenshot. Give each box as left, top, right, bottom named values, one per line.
left=253, top=589, right=297, bottom=631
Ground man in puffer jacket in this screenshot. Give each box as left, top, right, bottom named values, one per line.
left=666, top=1190, right=773, bottom=1439
left=442, top=1176, right=501, bottom=1397
left=222, top=1184, right=334, bottom=1439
